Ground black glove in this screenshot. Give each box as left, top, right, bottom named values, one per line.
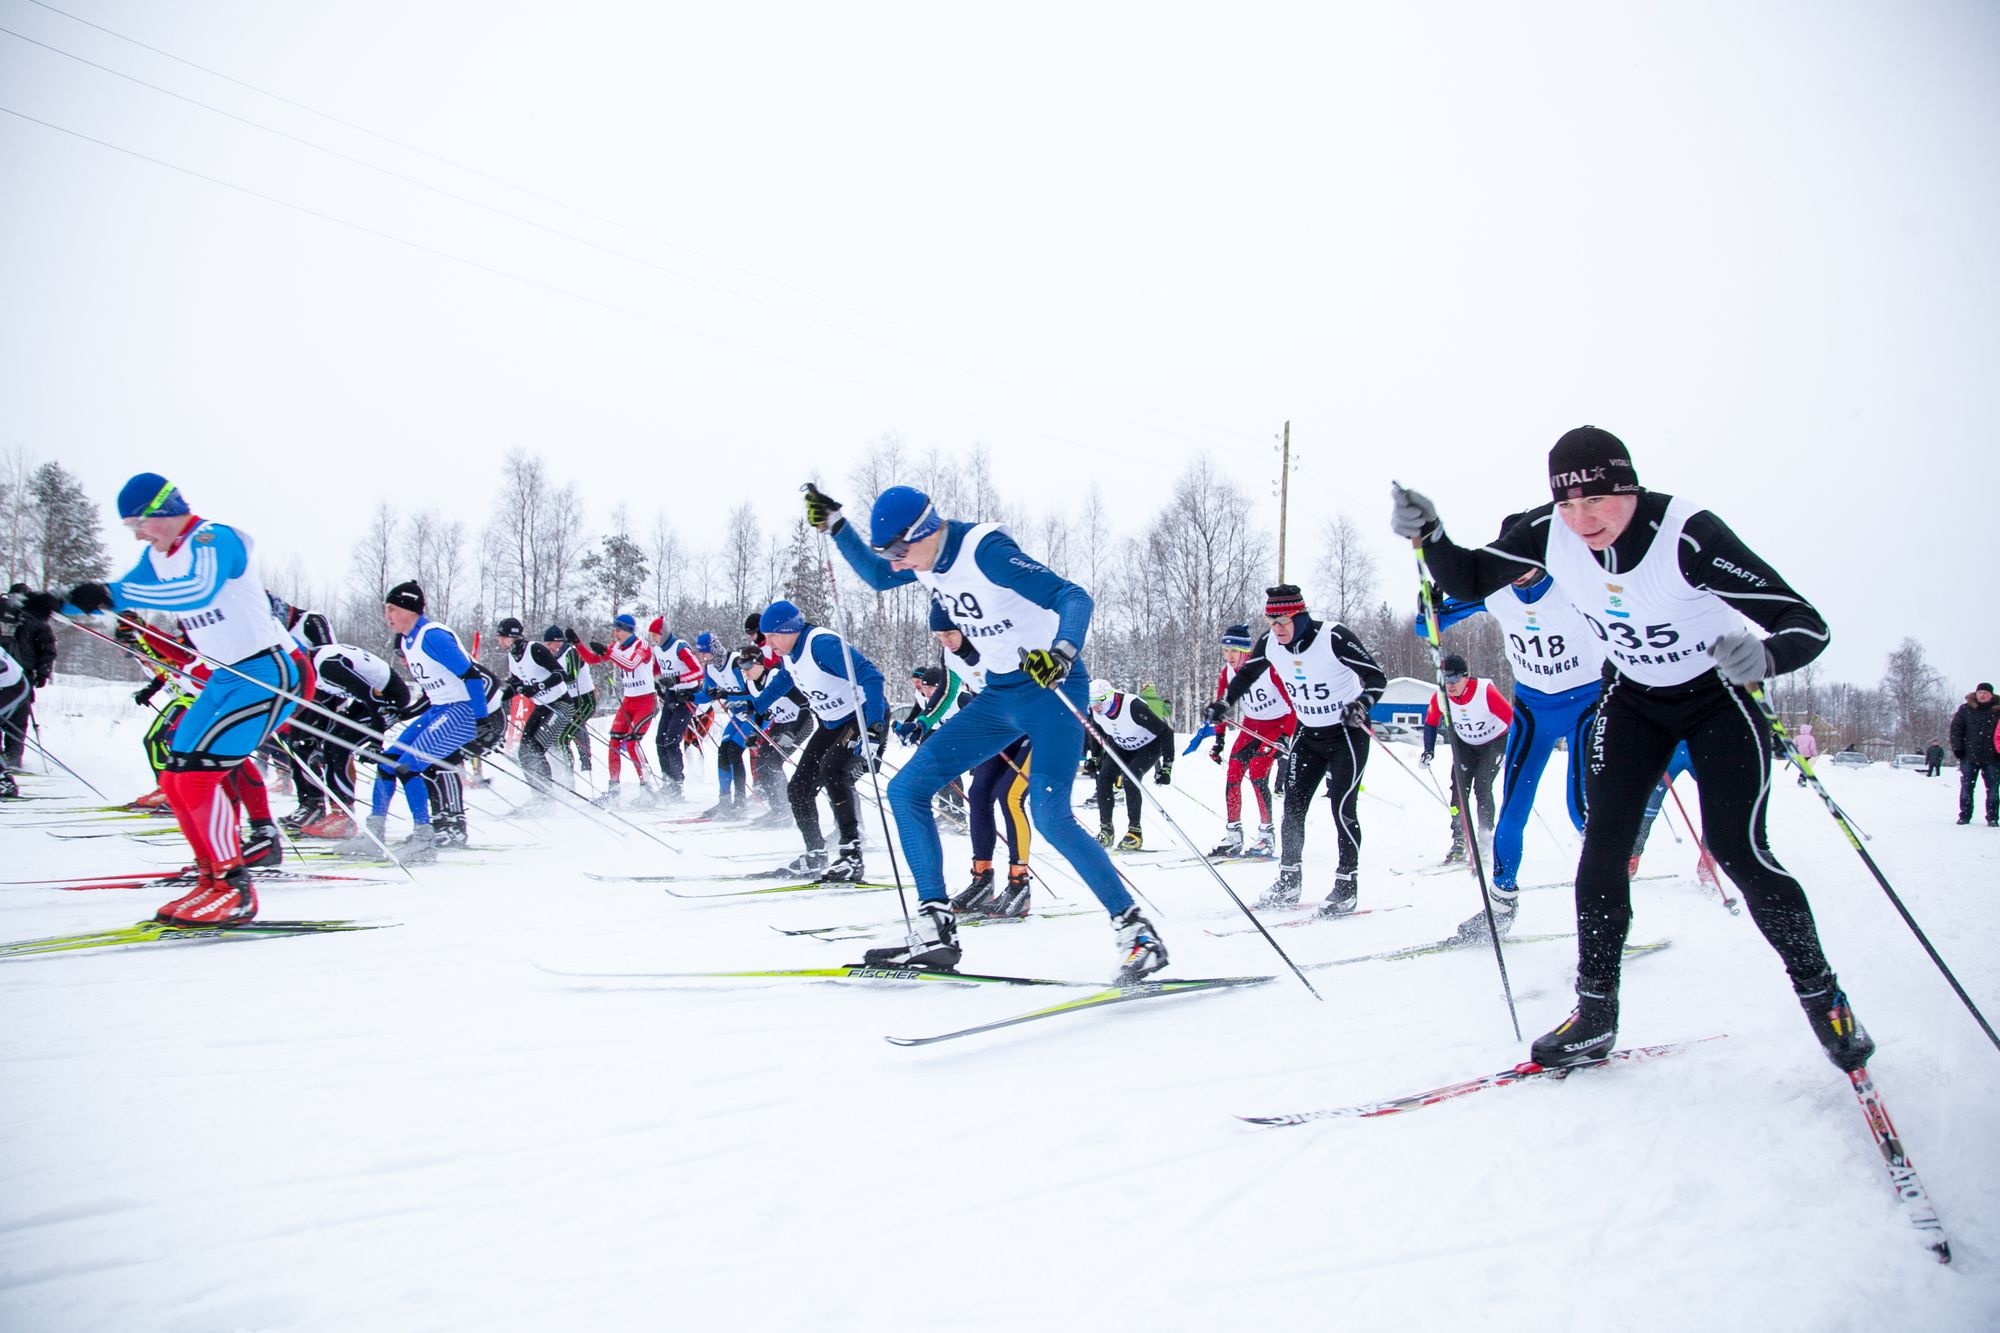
left=1154, top=760, right=1173, bottom=786
left=66, top=582, right=114, bottom=614
left=1342, top=698, right=1372, bottom=730
left=400, top=696, right=430, bottom=720
left=1081, top=754, right=1100, bottom=778
left=588, top=641, right=607, bottom=657
left=133, top=678, right=163, bottom=707
left=22, top=590, right=64, bottom=619
left=564, top=626, right=579, bottom=645
left=1203, top=698, right=1228, bottom=725
left=501, top=678, right=523, bottom=700
left=1019, top=642, right=1076, bottom=689
left=803, top=482, right=844, bottom=534
left=472, top=712, right=506, bottom=754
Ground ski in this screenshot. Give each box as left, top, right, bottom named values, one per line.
left=1513, top=872, right=1673, bottom=892
left=886, top=975, right=1278, bottom=1047
left=1847, top=1065, right=1952, bottom=1263
left=535, top=963, right=1082, bottom=987
left=0, top=919, right=397, bottom=960
left=773, top=907, right=1096, bottom=940
left=1156, top=851, right=1279, bottom=869
left=1203, top=904, right=1411, bottom=937
left=1308, top=930, right=1579, bottom=968
left=8, top=867, right=392, bottom=891
left=663, top=879, right=903, bottom=900
left=1239, top=1035, right=1727, bottom=1124
left=586, top=866, right=820, bottom=885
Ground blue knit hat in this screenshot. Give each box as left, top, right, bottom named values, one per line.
left=613, top=613, right=637, bottom=632
left=759, top=600, right=807, bottom=635
left=695, top=631, right=715, bottom=653
left=869, top=485, right=942, bottom=551
left=1220, top=623, right=1252, bottom=651
left=117, top=472, right=190, bottom=519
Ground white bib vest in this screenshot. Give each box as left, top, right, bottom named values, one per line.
left=1225, top=662, right=1292, bottom=722
left=143, top=522, right=293, bottom=663
left=0, top=647, right=21, bottom=691
left=1438, top=681, right=1508, bottom=745
left=914, top=524, right=1062, bottom=672
left=312, top=645, right=392, bottom=701
left=787, top=628, right=861, bottom=723
left=403, top=621, right=474, bottom=706
left=1544, top=496, right=1746, bottom=688
left=1092, top=695, right=1157, bottom=751
left=1263, top=626, right=1366, bottom=726
left=509, top=645, right=569, bottom=706
left=1484, top=584, right=1602, bottom=694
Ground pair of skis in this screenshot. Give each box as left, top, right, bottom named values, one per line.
left=0, top=918, right=396, bottom=959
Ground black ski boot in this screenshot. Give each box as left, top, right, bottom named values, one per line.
left=1796, top=973, right=1875, bottom=1072
left=951, top=867, right=996, bottom=913
left=776, top=848, right=828, bottom=879
left=988, top=869, right=1031, bottom=918
left=821, top=843, right=866, bottom=884
left=1530, top=978, right=1619, bottom=1068
left=1113, top=905, right=1169, bottom=983
left=1257, top=866, right=1302, bottom=909
left=240, top=820, right=283, bottom=869
left=861, top=901, right=960, bottom=970
left=1315, top=871, right=1359, bottom=918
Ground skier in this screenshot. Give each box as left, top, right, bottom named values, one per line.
left=1, top=582, right=56, bottom=770
left=548, top=626, right=597, bottom=787
left=807, top=482, right=1168, bottom=980
left=0, top=643, right=26, bottom=798
left=1392, top=424, right=1872, bottom=1073
left=1949, top=682, right=1998, bottom=826
left=748, top=598, right=888, bottom=883
left=292, top=634, right=413, bottom=839
left=1086, top=678, right=1175, bottom=850
left=60, top=474, right=299, bottom=924
left=1207, top=584, right=1386, bottom=918
left=645, top=617, right=705, bottom=800
left=696, top=633, right=756, bottom=819
left=423, top=659, right=503, bottom=848
left=1208, top=623, right=1295, bottom=860
left=494, top=617, right=575, bottom=796
left=334, top=582, right=488, bottom=863
left=575, top=615, right=657, bottom=801
left=1420, top=654, right=1513, bottom=867
left=1415, top=538, right=1605, bottom=937
left=736, top=643, right=811, bottom=827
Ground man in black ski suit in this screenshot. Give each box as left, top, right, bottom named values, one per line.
left=1949, top=682, right=1998, bottom=826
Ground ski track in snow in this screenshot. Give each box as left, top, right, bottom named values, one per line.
left=1, top=679, right=1995, bottom=1331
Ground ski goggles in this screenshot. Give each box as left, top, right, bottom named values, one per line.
left=871, top=502, right=941, bottom=558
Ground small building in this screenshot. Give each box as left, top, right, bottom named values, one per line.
left=1374, top=676, right=1434, bottom=727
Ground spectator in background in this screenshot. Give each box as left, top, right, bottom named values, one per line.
left=1949, top=682, right=1998, bottom=826
left=1924, top=740, right=1944, bottom=778
left=1793, top=722, right=1818, bottom=786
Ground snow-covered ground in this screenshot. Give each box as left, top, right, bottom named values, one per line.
left=3, top=678, right=1996, bottom=1332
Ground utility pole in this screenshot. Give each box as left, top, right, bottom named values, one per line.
left=1276, top=420, right=1293, bottom=581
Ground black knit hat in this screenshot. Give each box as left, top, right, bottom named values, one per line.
left=1548, top=426, right=1640, bottom=501
left=385, top=581, right=426, bottom=613
left=495, top=616, right=524, bottom=638
left=1441, top=653, right=1470, bottom=679
left=1264, top=584, right=1306, bottom=618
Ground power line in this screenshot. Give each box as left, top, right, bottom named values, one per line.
left=18, top=0, right=1250, bottom=451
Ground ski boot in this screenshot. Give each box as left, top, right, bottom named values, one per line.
left=989, top=868, right=1031, bottom=918
left=1210, top=823, right=1244, bottom=857
left=431, top=818, right=469, bottom=849
left=1096, top=822, right=1116, bottom=847
left=820, top=844, right=866, bottom=884
left=156, top=865, right=258, bottom=926
left=330, top=815, right=389, bottom=857
left=1453, top=887, right=1518, bottom=941
left=1315, top=871, right=1359, bottom=918
left=1443, top=834, right=1467, bottom=865
left=1530, top=977, right=1619, bottom=1068
left=240, top=820, right=284, bottom=869
left=1112, top=905, right=1169, bottom=983
left=592, top=786, right=622, bottom=808
left=0, top=770, right=17, bottom=800
left=951, top=866, right=997, bottom=914
left=1795, top=973, right=1875, bottom=1072
left=861, top=901, right=961, bottom=970
left=1117, top=827, right=1144, bottom=852
left=399, top=825, right=439, bottom=866
left=300, top=809, right=357, bottom=840
left=777, top=848, right=828, bottom=879
left=1257, top=866, right=1302, bottom=909
left=130, top=786, right=171, bottom=811
left=279, top=801, right=321, bottom=832
left=1244, top=824, right=1277, bottom=858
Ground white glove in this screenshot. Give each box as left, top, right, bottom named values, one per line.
left=1709, top=631, right=1773, bottom=686
left=1390, top=483, right=1441, bottom=543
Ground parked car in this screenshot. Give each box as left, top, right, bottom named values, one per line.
left=1373, top=721, right=1418, bottom=744
left=1891, top=753, right=1928, bottom=770
left=1830, top=751, right=1874, bottom=768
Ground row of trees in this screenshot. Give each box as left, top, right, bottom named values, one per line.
left=0, top=445, right=1964, bottom=751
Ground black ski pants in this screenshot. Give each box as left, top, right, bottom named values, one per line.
left=1280, top=722, right=1370, bottom=877
left=1095, top=738, right=1164, bottom=829
left=1575, top=673, right=1832, bottom=992
left=788, top=721, right=860, bottom=854
left=1446, top=734, right=1504, bottom=840
left=654, top=696, right=692, bottom=787
left=1961, top=759, right=2000, bottom=823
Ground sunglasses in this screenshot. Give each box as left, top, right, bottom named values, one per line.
left=871, top=503, right=938, bottom=558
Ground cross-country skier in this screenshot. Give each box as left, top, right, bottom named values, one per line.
left=645, top=617, right=705, bottom=800
left=1421, top=654, right=1513, bottom=867
left=423, top=659, right=503, bottom=848
left=291, top=634, right=413, bottom=839
left=1208, top=622, right=1295, bottom=859
left=1208, top=584, right=1386, bottom=918
left=333, top=582, right=488, bottom=864
left=575, top=615, right=657, bottom=802
left=807, top=482, right=1169, bottom=979
left=1415, top=535, right=1605, bottom=938
left=548, top=626, right=597, bottom=786
left=1392, top=424, right=1871, bottom=1073
left=60, top=474, right=300, bottom=924
left=0, top=643, right=27, bottom=799
left=1086, top=678, right=1175, bottom=850
left=749, top=598, right=887, bottom=882
left=737, top=644, right=810, bottom=827
left=495, top=617, right=575, bottom=796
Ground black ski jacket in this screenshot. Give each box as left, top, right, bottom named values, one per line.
left=1949, top=695, right=1998, bottom=764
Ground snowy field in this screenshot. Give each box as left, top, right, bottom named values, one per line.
left=3, top=677, right=1996, bottom=1332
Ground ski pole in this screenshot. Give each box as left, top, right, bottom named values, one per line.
left=1662, top=781, right=1739, bottom=914
left=1413, top=539, right=1520, bottom=1040
left=271, top=733, right=413, bottom=878
left=1037, top=654, right=1320, bottom=1000
left=1749, top=683, right=1999, bottom=1056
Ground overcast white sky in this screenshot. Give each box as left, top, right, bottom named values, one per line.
left=2, top=1, right=1995, bottom=687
